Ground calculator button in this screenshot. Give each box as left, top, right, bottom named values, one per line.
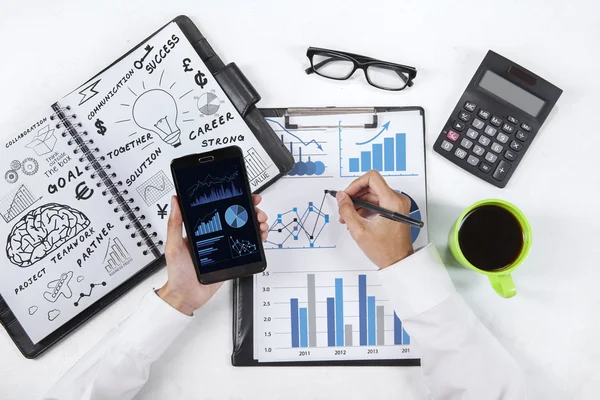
left=454, top=148, right=468, bottom=159
left=510, top=140, right=523, bottom=152
left=466, top=128, right=479, bottom=139
left=478, top=136, right=491, bottom=146
left=467, top=155, right=480, bottom=166
left=502, top=123, right=515, bottom=134
left=458, top=111, right=471, bottom=122
left=504, top=149, right=517, bottom=161
left=491, top=142, right=504, bottom=154
left=460, top=138, right=473, bottom=149
left=516, top=130, right=528, bottom=142
left=472, top=118, right=485, bottom=130
left=446, top=130, right=460, bottom=142
left=490, top=116, right=502, bottom=126
left=484, top=125, right=497, bottom=137
left=473, top=145, right=485, bottom=156
left=507, top=116, right=519, bottom=124
left=440, top=140, right=454, bottom=152
left=453, top=121, right=466, bottom=131
left=479, top=163, right=492, bottom=173
left=520, top=122, right=532, bottom=132
left=496, top=133, right=509, bottom=143
left=493, top=160, right=511, bottom=181
left=485, top=152, right=498, bottom=163
left=464, top=101, right=477, bottom=112
left=477, top=109, right=490, bottom=120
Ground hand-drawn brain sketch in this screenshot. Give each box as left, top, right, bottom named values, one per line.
left=6, top=203, right=90, bottom=268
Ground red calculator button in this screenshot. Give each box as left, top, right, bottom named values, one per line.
left=446, top=130, right=460, bottom=142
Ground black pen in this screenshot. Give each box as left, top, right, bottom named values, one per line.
left=325, top=190, right=424, bottom=229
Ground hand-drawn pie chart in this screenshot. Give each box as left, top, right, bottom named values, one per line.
left=197, top=92, right=221, bottom=115
left=225, top=205, right=248, bottom=228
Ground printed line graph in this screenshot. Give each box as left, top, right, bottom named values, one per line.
left=0, top=184, right=41, bottom=223
left=264, top=192, right=334, bottom=250
left=136, top=170, right=174, bottom=206
left=188, top=169, right=243, bottom=206
left=266, top=118, right=330, bottom=178
left=74, top=282, right=107, bottom=307
left=229, top=236, right=257, bottom=258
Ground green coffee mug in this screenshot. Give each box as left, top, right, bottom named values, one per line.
left=449, top=199, right=532, bottom=298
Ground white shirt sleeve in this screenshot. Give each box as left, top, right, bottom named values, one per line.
left=379, top=244, right=528, bottom=400
left=42, top=290, right=192, bottom=400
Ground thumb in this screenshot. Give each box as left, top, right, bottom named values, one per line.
left=166, top=196, right=184, bottom=248
left=336, top=191, right=364, bottom=232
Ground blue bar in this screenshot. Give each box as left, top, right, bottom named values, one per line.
left=359, top=275, right=367, bottom=345
left=360, top=151, right=371, bottom=172
left=372, top=144, right=383, bottom=171
left=394, top=312, right=402, bottom=345
left=300, top=308, right=308, bottom=347
left=290, top=299, right=299, bottom=348
left=335, top=278, right=344, bottom=346
left=384, top=138, right=394, bottom=171
left=396, top=133, right=406, bottom=171
left=327, top=297, right=335, bottom=346
left=349, top=158, right=360, bottom=172
left=299, top=146, right=302, bottom=162
left=402, top=328, right=410, bottom=345
left=368, top=296, right=376, bottom=345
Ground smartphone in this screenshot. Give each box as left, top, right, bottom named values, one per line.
left=171, top=146, right=266, bottom=284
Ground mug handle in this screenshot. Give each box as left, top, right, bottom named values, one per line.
left=488, top=274, right=517, bottom=298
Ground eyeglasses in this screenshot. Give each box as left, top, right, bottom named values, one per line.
left=305, top=47, right=417, bottom=91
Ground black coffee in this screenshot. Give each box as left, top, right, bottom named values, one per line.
left=458, top=205, right=524, bottom=271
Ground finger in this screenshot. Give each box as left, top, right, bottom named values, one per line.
left=357, top=207, right=377, bottom=219
left=260, top=222, right=269, bottom=233
left=261, top=231, right=268, bottom=241
left=336, top=190, right=364, bottom=232
left=356, top=192, right=380, bottom=206
left=253, top=194, right=262, bottom=206
left=166, top=196, right=184, bottom=249
left=344, top=170, right=395, bottom=200
left=256, top=208, right=268, bottom=223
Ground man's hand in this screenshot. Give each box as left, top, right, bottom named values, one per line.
left=337, top=170, right=414, bottom=269
left=158, top=195, right=269, bottom=315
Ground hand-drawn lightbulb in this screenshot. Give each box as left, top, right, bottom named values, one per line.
left=132, top=89, right=182, bottom=148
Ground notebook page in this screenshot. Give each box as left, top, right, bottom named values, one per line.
left=0, top=110, right=149, bottom=344
left=61, top=21, right=280, bottom=249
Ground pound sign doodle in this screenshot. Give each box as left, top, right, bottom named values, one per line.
left=182, top=58, right=193, bottom=72
left=195, top=70, right=208, bottom=89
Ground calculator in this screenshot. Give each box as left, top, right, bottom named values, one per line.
left=434, top=50, right=562, bottom=188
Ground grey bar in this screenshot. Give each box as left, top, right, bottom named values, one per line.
left=377, top=306, right=385, bottom=346
left=307, top=274, right=317, bottom=347
left=345, top=324, right=353, bottom=346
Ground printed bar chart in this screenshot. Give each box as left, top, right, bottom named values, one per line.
left=348, top=133, right=407, bottom=173
left=287, top=273, right=411, bottom=348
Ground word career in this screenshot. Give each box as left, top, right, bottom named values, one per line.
left=189, top=112, right=235, bottom=141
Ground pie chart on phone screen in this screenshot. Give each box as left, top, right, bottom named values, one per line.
left=401, top=192, right=421, bottom=243
left=225, top=205, right=248, bottom=228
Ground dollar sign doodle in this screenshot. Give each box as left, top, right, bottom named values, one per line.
left=195, top=70, right=208, bottom=89
left=95, top=119, right=107, bottom=136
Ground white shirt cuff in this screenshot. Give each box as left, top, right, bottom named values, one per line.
left=379, top=243, right=456, bottom=320
left=115, top=290, right=193, bottom=360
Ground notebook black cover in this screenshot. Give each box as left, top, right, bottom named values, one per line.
left=0, top=15, right=294, bottom=359
left=231, top=107, right=425, bottom=367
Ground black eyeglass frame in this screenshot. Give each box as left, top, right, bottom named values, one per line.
left=305, top=47, right=417, bottom=91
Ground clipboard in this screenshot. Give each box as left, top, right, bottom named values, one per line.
left=232, top=106, right=426, bottom=367
left=0, top=16, right=294, bottom=359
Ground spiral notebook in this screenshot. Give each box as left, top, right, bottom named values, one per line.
left=0, top=16, right=293, bottom=358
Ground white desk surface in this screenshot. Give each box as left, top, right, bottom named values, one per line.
left=1, top=1, right=599, bottom=399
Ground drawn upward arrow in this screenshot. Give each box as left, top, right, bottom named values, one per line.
left=265, top=118, right=324, bottom=151
left=355, top=121, right=391, bottom=146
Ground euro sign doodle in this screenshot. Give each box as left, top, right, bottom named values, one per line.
left=75, top=181, right=94, bottom=201
left=195, top=70, right=208, bottom=89
left=157, top=203, right=168, bottom=219
left=182, top=58, right=193, bottom=72
left=95, top=119, right=107, bottom=136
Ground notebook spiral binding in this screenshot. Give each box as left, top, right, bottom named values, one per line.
left=50, top=103, right=163, bottom=258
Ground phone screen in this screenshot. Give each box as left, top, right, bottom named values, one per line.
left=173, top=154, right=262, bottom=275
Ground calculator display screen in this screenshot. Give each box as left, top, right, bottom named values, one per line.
left=478, top=70, right=545, bottom=117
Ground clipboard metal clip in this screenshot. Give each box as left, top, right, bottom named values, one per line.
left=284, top=107, right=378, bottom=129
